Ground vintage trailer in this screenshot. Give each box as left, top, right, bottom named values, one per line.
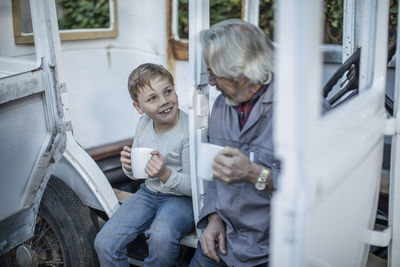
left=0, top=0, right=399, bottom=266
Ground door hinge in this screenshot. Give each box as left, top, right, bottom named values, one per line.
left=364, top=227, right=392, bottom=247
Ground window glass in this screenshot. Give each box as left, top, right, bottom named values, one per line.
left=57, top=0, right=111, bottom=30
left=171, top=0, right=398, bottom=62
left=177, top=0, right=241, bottom=40
left=258, top=0, right=344, bottom=44
left=322, top=0, right=343, bottom=44
left=321, top=0, right=398, bottom=45
left=259, top=0, right=275, bottom=41
left=13, top=0, right=117, bottom=44
left=389, top=0, right=398, bottom=44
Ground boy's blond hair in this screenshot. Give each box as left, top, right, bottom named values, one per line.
left=128, top=63, right=174, bottom=102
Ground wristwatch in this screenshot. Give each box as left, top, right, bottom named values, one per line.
left=255, top=168, right=270, bottom=190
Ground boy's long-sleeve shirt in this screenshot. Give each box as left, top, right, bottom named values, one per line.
left=123, top=110, right=191, bottom=196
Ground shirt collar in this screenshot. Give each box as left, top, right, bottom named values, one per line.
left=260, top=79, right=274, bottom=104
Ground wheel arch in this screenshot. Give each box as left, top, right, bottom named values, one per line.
left=51, top=155, right=118, bottom=217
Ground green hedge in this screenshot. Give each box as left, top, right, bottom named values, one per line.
left=178, top=0, right=242, bottom=39
left=56, top=0, right=110, bottom=30
left=54, top=0, right=397, bottom=43
left=390, top=0, right=399, bottom=42
left=259, top=0, right=274, bottom=40
left=323, top=0, right=343, bottom=44
left=178, top=0, right=398, bottom=44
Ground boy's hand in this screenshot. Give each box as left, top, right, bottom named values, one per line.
left=146, top=151, right=171, bottom=183
left=120, top=146, right=132, bottom=171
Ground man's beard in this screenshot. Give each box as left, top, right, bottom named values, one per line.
left=224, top=96, right=239, bottom=106
left=216, top=85, right=240, bottom=106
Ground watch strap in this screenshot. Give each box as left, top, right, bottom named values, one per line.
left=255, top=168, right=269, bottom=190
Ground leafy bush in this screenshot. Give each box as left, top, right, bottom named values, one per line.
left=323, top=0, right=398, bottom=44
left=259, top=0, right=274, bottom=40
left=178, top=0, right=189, bottom=38
left=178, top=0, right=241, bottom=39
left=323, top=0, right=343, bottom=44
left=178, top=0, right=398, bottom=44
left=389, top=0, right=398, bottom=43
left=210, top=0, right=241, bottom=25
left=56, top=0, right=110, bottom=30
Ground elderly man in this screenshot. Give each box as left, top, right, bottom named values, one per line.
left=189, top=19, right=280, bottom=267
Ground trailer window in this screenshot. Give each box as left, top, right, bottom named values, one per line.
left=258, top=0, right=275, bottom=41
left=176, top=0, right=241, bottom=40
left=168, top=0, right=243, bottom=61
left=12, top=0, right=118, bottom=44
left=168, top=0, right=349, bottom=61
left=389, top=0, right=398, bottom=43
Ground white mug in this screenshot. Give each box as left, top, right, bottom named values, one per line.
left=197, top=143, right=224, bottom=181
left=130, top=147, right=153, bottom=179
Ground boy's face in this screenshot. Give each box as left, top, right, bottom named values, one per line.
left=133, top=77, right=179, bottom=132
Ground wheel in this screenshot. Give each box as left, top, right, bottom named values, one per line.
left=5, top=178, right=100, bottom=267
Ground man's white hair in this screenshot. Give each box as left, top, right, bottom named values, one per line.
left=200, top=19, right=274, bottom=85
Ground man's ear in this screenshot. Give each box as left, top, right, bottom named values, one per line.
left=133, top=102, right=144, bottom=115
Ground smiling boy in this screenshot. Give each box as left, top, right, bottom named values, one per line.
left=95, top=63, right=193, bottom=267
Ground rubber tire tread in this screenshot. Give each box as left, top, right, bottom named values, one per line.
left=40, top=177, right=99, bottom=266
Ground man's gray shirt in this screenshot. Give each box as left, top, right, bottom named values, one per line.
left=198, top=82, right=279, bottom=267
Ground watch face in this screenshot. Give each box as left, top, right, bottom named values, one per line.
left=255, top=181, right=266, bottom=190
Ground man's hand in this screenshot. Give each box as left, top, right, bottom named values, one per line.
left=212, top=146, right=261, bottom=184
left=120, top=146, right=132, bottom=171
left=146, top=150, right=171, bottom=183
left=200, top=213, right=226, bottom=263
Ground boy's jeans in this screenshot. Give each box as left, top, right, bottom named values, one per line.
left=95, top=184, right=194, bottom=267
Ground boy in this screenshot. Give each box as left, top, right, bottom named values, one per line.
left=95, top=63, right=193, bottom=267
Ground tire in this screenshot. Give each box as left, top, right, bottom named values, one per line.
left=2, top=178, right=100, bottom=267
left=38, top=178, right=100, bottom=266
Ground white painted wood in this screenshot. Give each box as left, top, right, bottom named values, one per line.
left=342, top=0, right=360, bottom=62
left=271, top=1, right=323, bottom=266
left=243, top=0, right=260, bottom=26
left=388, top=3, right=400, bottom=266
left=271, top=0, right=389, bottom=266
left=188, top=0, right=210, bottom=236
